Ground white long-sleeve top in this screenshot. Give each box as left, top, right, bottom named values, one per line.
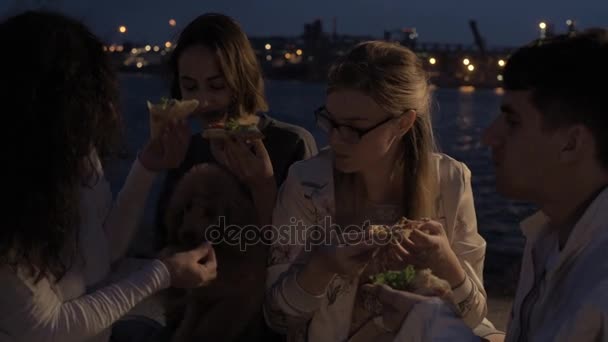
left=0, top=152, right=171, bottom=342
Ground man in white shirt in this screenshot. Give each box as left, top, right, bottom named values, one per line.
left=368, top=28, right=608, bottom=342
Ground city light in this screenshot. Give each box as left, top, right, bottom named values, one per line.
left=285, top=53, right=292, bottom=59
left=296, top=49, right=303, bottom=56
left=169, top=19, right=177, bottom=27
left=566, top=19, right=573, bottom=26
left=459, top=86, right=475, bottom=93
left=118, top=25, right=127, bottom=33
left=102, top=46, right=108, bottom=52
left=463, top=58, right=470, bottom=66
left=266, top=55, right=272, bottom=61
left=153, top=46, right=160, bottom=52
left=497, top=75, right=504, bottom=81
left=468, top=64, right=475, bottom=71
left=145, top=45, right=151, bottom=52
left=539, top=22, right=547, bottom=30
left=136, top=62, right=143, bottom=69
left=265, top=44, right=272, bottom=50
left=429, top=57, right=437, bottom=65
left=116, top=45, right=124, bottom=52
left=498, top=59, right=506, bottom=67
left=131, top=48, right=138, bottom=54
left=165, top=41, right=172, bottom=48
left=109, top=45, right=116, bottom=52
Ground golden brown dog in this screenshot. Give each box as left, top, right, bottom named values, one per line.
left=163, top=163, right=269, bottom=342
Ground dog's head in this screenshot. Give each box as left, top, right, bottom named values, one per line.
left=165, top=163, right=256, bottom=250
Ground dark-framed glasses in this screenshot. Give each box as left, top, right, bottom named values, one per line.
left=314, top=106, right=398, bottom=144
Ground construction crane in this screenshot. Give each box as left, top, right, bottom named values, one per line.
left=469, top=20, right=486, bottom=56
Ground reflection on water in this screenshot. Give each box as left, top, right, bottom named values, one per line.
left=111, top=74, right=533, bottom=292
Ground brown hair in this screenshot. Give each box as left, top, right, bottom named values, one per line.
left=169, top=13, right=268, bottom=117
left=329, top=41, right=438, bottom=220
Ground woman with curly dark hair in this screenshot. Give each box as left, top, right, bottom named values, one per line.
left=0, top=11, right=218, bottom=342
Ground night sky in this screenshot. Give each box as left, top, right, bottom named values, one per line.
left=2, top=0, right=607, bottom=47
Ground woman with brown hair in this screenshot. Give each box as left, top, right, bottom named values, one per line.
left=156, top=12, right=318, bottom=244
left=155, top=13, right=317, bottom=341
left=265, top=41, right=498, bottom=341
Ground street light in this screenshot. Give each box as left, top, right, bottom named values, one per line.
left=498, top=59, right=506, bottom=67
left=539, top=21, right=548, bottom=39
left=467, top=65, right=475, bottom=72
left=463, top=58, right=470, bottom=66
left=429, top=57, right=437, bottom=65
left=169, top=19, right=177, bottom=27
left=118, top=25, right=127, bottom=34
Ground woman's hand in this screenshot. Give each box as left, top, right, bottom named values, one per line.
left=312, top=238, right=381, bottom=277
left=210, top=137, right=274, bottom=188
left=210, top=137, right=276, bottom=225
left=161, top=242, right=218, bottom=288
left=139, top=120, right=191, bottom=172
left=396, top=220, right=466, bottom=287
left=297, top=232, right=382, bottom=295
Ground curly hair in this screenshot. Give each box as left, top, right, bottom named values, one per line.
left=0, top=11, right=123, bottom=282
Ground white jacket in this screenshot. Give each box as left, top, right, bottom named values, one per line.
left=383, top=186, right=608, bottom=342
left=505, top=186, right=608, bottom=342
left=265, top=148, right=494, bottom=341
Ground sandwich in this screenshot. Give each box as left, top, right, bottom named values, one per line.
left=369, top=265, right=452, bottom=299
left=367, top=217, right=453, bottom=300
left=147, top=98, right=199, bottom=139
left=202, top=114, right=264, bottom=140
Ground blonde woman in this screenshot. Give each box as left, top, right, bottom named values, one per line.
left=265, top=41, right=497, bottom=341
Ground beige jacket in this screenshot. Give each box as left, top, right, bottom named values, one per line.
left=265, top=149, right=492, bottom=341
left=505, top=186, right=608, bottom=342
